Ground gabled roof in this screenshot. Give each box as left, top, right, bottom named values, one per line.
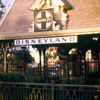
left=0, top=0, right=100, bottom=40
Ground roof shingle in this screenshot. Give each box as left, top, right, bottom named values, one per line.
left=0, top=0, right=100, bottom=35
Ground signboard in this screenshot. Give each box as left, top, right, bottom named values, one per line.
left=14, top=36, right=78, bottom=45
left=34, top=9, right=53, bottom=32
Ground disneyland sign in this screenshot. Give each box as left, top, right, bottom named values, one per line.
left=14, top=36, right=77, bottom=46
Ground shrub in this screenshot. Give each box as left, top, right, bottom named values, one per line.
left=0, top=73, right=25, bottom=82
left=26, top=76, right=45, bottom=83
left=61, top=77, right=70, bottom=84
left=97, top=78, right=100, bottom=85
left=62, top=77, right=84, bottom=84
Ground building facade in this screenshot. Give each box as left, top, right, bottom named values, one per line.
left=0, top=0, right=100, bottom=83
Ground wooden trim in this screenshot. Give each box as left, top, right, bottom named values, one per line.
left=0, top=27, right=100, bottom=40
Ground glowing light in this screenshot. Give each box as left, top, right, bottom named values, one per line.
left=61, top=12, right=67, bottom=20
left=29, top=46, right=39, bottom=64
left=86, top=50, right=92, bottom=62
left=52, top=0, right=64, bottom=6
left=47, top=0, right=50, bottom=5
left=92, top=37, right=98, bottom=41
left=69, top=48, right=77, bottom=55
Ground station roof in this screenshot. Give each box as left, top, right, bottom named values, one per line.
left=0, top=0, right=100, bottom=40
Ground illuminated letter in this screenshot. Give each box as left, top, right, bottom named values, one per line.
left=16, top=40, right=20, bottom=45
left=44, top=38, right=48, bottom=43
left=70, top=37, right=75, bottom=42
left=55, top=38, right=60, bottom=43
left=50, top=38, right=54, bottom=43
left=38, top=39, right=42, bottom=44
left=31, top=39, right=36, bottom=44
left=25, top=40, right=29, bottom=44
left=62, top=38, right=67, bottom=42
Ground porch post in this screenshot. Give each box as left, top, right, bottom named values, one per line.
left=38, top=48, right=42, bottom=76
left=3, top=49, right=7, bottom=73
left=2, top=42, right=9, bottom=73
left=99, top=52, right=100, bottom=77
left=43, top=46, right=46, bottom=82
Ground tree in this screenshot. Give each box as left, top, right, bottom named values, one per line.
left=0, top=0, right=5, bottom=8
left=14, top=50, right=33, bottom=74
left=0, top=0, right=5, bottom=18
left=15, top=50, right=33, bottom=64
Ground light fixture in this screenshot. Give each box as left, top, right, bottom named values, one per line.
left=92, top=37, right=98, bottom=41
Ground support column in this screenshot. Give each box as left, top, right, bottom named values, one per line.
left=2, top=42, right=9, bottom=73
left=99, top=52, right=100, bottom=77
left=1, top=41, right=14, bottom=73
left=37, top=46, right=47, bottom=82
left=3, top=49, right=7, bottom=73
left=38, top=48, right=42, bottom=76
left=43, top=47, right=46, bottom=82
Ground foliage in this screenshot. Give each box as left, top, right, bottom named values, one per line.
left=15, top=50, right=33, bottom=64
left=62, top=77, right=70, bottom=84
left=26, top=76, right=45, bottom=83
left=0, top=0, right=5, bottom=8
left=0, top=11, right=3, bottom=18
left=0, top=73, right=25, bottom=82
left=7, top=53, right=17, bottom=64
left=62, top=77, right=84, bottom=84
left=0, top=0, right=5, bottom=18
left=97, top=78, right=100, bottom=85
left=0, top=73, right=45, bottom=83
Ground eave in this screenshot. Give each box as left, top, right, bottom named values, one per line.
left=0, top=27, right=100, bottom=40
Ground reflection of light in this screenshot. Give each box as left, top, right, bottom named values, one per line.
left=51, top=51, right=53, bottom=56
left=47, top=0, right=50, bottom=5
left=86, top=50, right=92, bottom=62
left=52, top=0, right=64, bottom=6
left=7, top=53, right=10, bottom=57
left=29, top=46, right=39, bottom=63
left=69, top=48, right=77, bottom=55
left=92, top=37, right=98, bottom=41
left=51, top=72, right=56, bottom=76
left=69, top=70, right=72, bottom=75
left=61, top=12, right=67, bottom=20
left=61, top=69, right=64, bottom=75
left=56, top=68, right=58, bottom=71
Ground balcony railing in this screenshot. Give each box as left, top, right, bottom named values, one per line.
left=0, top=82, right=100, bottom=100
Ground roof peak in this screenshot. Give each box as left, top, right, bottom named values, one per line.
left=29, top=0, right=72, bottom=11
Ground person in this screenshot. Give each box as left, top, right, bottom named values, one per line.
left=20, top=60, right=26, bottom=75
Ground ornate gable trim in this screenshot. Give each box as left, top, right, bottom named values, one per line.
left=29, top=0, right=72, bottom=10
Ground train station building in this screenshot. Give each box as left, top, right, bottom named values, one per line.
left=0, top=0, right=100, bottom=83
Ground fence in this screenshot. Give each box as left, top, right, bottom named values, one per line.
left=0, top=61, right=100, bottom=85
left=0, top=82, right=100, bottom=100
